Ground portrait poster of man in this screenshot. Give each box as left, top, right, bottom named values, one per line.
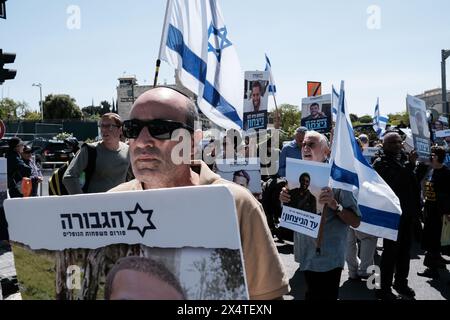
left=406, top=95, right=431, bottom=161
left=215, top=158, right=262, bottom=194
left=4, top=186, right=248, bottom=300
left=279, top=159, right=331, bottom=239
left=301, top=94, right=332, bottom=133
left=243, top=71, right=269, bottom=130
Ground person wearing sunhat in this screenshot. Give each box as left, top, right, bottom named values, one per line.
left=6, top=137, right=31, bottom=198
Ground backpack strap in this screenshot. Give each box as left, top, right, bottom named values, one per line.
left=81, top=143, right=97, bottom=193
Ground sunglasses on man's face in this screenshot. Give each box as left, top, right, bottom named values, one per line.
left=122, top=119, right=194, bottom=140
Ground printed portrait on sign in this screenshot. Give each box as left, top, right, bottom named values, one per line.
left=301, top=94, right=332, bottom=134
left=243, top=71, right=269, bottom=130
left=406, top=95, right=431, bottom=161
left=279, top=159, right=331, bottom=239
left=4, top=186, right=248, bottom=300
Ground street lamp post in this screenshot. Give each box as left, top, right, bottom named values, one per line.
left=441, top=50, right=450, bottom=115
left=32, top=83, right=43, bottom=121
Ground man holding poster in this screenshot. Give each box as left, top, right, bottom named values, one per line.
left=280, top=131, right=360, bottom=300
left=112, top=86, right=289, bottom=300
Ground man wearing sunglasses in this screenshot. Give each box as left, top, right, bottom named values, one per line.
left=111, top=86, right=289, bottom=300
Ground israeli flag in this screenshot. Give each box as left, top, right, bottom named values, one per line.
left=265, top=54, right=277, bottom=96
left=331, top=85, right=339, bottom=122
left=330, top=82, right=402, bottom=241
left=159, top=0, right=243, bottom=130
left=373, top=98, right=388, bottom=138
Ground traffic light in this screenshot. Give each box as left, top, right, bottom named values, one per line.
left=0, top=49, right=17, bottom=84
left=0, top=0, right=7, bottom=19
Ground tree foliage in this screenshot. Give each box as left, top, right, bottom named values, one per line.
left=272, top=104, right=301, bottom=138
left=0, top=98, right=30, bottom=120
left=358, top=115, right=373, bottom=124
left=43, top=94, right=82, bottom=120
left=388, top=112, right=410, bottom=127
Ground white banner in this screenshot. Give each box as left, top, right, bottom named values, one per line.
left=436, top=129, right=450, bottom=138
left=4, top=185, right=241, bottom=250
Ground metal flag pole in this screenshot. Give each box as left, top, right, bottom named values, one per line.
left=154, top=0, right=172, bottom=87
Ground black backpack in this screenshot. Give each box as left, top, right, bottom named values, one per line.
left=48, top=143, right=97, bottom=195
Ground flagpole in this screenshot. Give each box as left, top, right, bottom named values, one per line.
left=154, top=0, right=172, bottom=87
left=272, top=94, right=281, bottom=129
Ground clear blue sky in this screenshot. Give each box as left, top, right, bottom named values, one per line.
left=1, top=0, right=449, bottom=117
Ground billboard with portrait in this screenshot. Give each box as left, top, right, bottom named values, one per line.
left=406, top=95, right=431, bottom=161
left=279, top=159, right=331, bottom=239
left=301, top=94, right=332, bottom=133
left=243, top=71, right=269, bottom=130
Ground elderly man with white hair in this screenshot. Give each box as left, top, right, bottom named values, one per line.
left=280, top=130, right=361, bottom=300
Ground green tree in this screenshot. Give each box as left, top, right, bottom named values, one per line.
left=0, top=98, right=30, bottom=120
left=99, top=101, right=111, bottom=115
left=388, top=112, right=410, bottom=127
left=349, top=113, right=359, bottom=123
left=23, top=110, right=42, bottom=121
left=82, top=105, right=101, bottom=117
left=275, top=104, right=301, bottom=138
left=43, top=94, right=82, bottom=120
left=358, top=115, right=373, bottom=124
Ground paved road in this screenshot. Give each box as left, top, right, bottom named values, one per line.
left=277, top=237, right=450, bottom=300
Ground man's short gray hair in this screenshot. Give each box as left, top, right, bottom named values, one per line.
left=296, top=127, right=308, bottom=134
left=305, top=131, right=330, bottom=150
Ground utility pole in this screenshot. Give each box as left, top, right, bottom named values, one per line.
left=441, top=49, right=450, bottom=115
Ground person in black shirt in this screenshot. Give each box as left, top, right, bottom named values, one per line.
left=418, top=146, right=450, bottom=279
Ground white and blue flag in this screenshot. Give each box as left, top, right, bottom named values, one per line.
left=373, top=98, right=388, bottom=138
left=159, top=0, right=243, bottom=130
left=265, top=54, right=277, bottom=96
left=331, top=85, right=339, bottom=122
left=330, top=82, right=402, bottom=241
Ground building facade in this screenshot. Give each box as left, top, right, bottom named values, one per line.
left=415, top=88, right=450, bottom=114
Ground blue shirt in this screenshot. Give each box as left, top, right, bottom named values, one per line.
left=294, top=189, right=361, bottom=272
left=278, top=140, right=302, bottom=177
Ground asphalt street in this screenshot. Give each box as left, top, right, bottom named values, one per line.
left=277, top=237, right=450, bottom=300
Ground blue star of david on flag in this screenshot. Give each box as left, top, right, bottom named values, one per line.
left=208, top=23, right=232, bottom=62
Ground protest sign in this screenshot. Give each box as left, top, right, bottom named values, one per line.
left=436, top=129, right=450, bottom=138
left=301, top=94, right=332, bottom=133
left=406, top=95, right=431, bottom=161
left=280, top=159, right=331, bottom=238
left=4, top=185, right=248, bottom=300
left=362, top=147, right=380, bottom=164
left=243, top=71, right=269, bottom=130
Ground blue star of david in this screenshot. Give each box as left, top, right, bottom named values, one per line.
left=208, top=23, right=233, bottom=62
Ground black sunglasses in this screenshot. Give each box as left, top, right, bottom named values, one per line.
left=122, top=119, right=194, bottom=140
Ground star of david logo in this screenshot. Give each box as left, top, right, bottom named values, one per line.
left=125, top=203, right=156, bottom=237
left=208, top=23, right=233, bottom=62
